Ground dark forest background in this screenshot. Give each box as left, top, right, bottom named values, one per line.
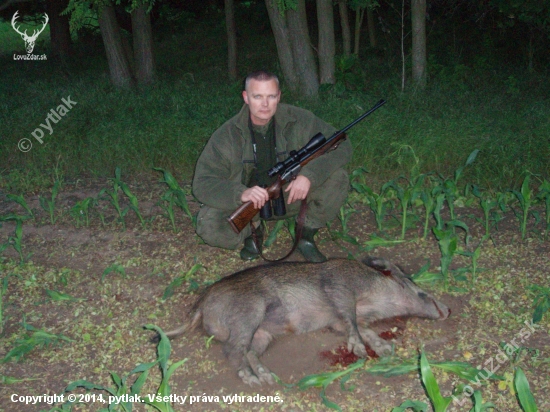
left=1, top=0, right=549, bottom=192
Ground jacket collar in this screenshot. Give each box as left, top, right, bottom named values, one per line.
left=235, top=103, right=297, bottom=134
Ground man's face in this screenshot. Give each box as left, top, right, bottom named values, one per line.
left=242, top=79, right=281, bottom=126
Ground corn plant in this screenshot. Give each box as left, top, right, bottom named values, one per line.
left=6, top=194, right=34, bottom=218
left=0, top=214, right=30, bottom=262
left=2, top=317, right=74, bottom=363
left=419, top=350, right=453, bottom=412
left=275, top=358, right=366, bottom=411
left=456, top=234, right=488, bottom=283
left=536, top=179, right=550, bottom=239
left=39, top=180, right=62, bottom=224
left=530, top=284, right=550, bottom=324
left=432, top=192, right=446, bottom=231
left=514, top=367, right=539, bottom=412
left=371, top=352, right=503, bottom=412
left=100, top=167, right=145, bottom=230
left=102, top=263, right=126, bottom=281
left=432, top=220, right=469, bottom=289
left=350, top=169, right=391, bottom=232
left=45, top=288, right=85, bottom=303
left=387, top=176, right=423, bottom=240
left=361, top=234, right=404, bottom=252
left=62, top=325, right=187, bottom=412
left=162, top=263, right=203, bottom=300
left=69, top=197, right=94, bottom=227
left=511, top=174, right=535, bottom=240
left=436, top=149, right=479, bottom=224
left=470, top=185, right=499, bottom=238
left=420, top=185, right=439, bottom=239
left=154, top=167, right=196, bottom=228
left=328, top=202, right=360, bottom=246
left=410, top=260, right=444, bottom=285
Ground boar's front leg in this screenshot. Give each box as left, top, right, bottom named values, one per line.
left=357, top=325, right=392, bottom=356
left=323, top=284, right=367, bottom=357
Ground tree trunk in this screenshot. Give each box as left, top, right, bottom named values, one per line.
left=287, top=0, right=318, bottom=96
left=224, top=0, right=238, bottom=80
left=46, top=0, right=71, bottom=59
left=131, top=4, right=155, bottom=85
left=353, top=7, right=365, bottom=55
left=411, top=0, right=427, bottom=88
left=366, top=6, right=377, bottom=48
left=316, top=0, right=335, bottom=84
left=98, top=3, right=134, bottom=88
left=265, top=0, right=299, bottom=92
left=338, top=0, right=351, bottom=56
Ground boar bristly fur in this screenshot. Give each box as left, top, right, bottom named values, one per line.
left=157, top=258, right=450, bottom=386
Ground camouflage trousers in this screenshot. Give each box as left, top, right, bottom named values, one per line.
left=195, top=168, right=349, bottom=249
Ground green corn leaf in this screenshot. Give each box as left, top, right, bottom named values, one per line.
left=514, top=367, right=538, bottom=412
left=412, top=271, right=444, bottom=284
left=45, top=289, right=84, bottom=302
left=6, top=194, right=34, bottom=217
left=532, top=296, right=550, bottom=323
left=420, top=351, right=452, bottom=412
left=435, top=361, right=504, bottom=381
left=392, top=400, right=428, bottom=412
left=65, top=379, right=116, bottom=396
left=130, top=369, right=150, bottom=396
left=154, top=167, right=180, bottom=191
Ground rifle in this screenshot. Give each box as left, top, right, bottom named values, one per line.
left=227, top=99, right=386, bottom=234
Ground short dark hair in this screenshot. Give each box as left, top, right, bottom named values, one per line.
left=243, top=70, right=280, bottom=91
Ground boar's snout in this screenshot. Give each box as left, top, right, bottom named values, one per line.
left=431, top=297, right=451, bottom=320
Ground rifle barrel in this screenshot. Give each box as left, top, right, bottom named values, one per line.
left=337, top=99, right=386, bottom=136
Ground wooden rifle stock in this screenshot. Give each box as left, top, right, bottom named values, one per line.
left=227, top=134, right=345, bottom=234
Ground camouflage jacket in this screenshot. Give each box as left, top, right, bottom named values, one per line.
left=192, top=103, right=353, bottom=209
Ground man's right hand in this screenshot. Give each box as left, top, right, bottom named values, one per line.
left=241, top=186, right=269, bottom=209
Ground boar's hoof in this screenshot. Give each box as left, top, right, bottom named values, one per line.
left=348, top=336, right=368, bottom=358
left=371, top=339, right=392, bottom=356
left=238, top=367, right=262, bottom=386
left=246, top=352, right=274, bottom=385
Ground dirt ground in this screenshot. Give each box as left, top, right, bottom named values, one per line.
left=0, top=176, right=549, bottom=412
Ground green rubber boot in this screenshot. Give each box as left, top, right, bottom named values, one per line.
left=240, top=226, right=263, bottom=261
left=297, top=227, right=327, bottom=263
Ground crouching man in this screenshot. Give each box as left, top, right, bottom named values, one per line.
left=192, top=70, right=352, bottom=262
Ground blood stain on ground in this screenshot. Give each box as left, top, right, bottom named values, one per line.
left=320, top=328, right=403, bottom=367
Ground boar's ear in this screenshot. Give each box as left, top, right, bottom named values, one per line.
left=363, top=256, right=390, bottom=272
left=364, top=256, right=408, bottom=276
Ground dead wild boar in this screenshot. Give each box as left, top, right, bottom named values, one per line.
left=157, top=257, right=450, bottom=386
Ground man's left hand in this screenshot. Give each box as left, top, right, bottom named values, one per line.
left=285, top=175, right=311, bottom=204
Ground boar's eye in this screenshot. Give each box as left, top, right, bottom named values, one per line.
left=418, top=292, right=427, bottom=299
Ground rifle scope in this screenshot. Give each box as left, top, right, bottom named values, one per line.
left=267, top=132, right=326, bottom=177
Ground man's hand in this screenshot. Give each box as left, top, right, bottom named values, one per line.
left=285, top=175, right=311, bottom=204
left=241, top=186, right=269, bottom=209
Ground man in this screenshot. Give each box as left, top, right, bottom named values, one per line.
left=192, top=71, right=352, bottom=262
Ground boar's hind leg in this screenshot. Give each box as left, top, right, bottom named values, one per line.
left=358, top=325, right=392, bottom=356
left=220, top=311, right=269, bottom=386
left=246, top=350, right=274, bottom=385
left=224, top=337, right=262, bottom=386
left=244, top=328, right=274, bottom=385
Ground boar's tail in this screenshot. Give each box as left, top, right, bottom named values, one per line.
left=151, top=305, right=203, bottom=343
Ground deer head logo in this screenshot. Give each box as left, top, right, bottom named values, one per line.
left=12, top=11, right=49, bottom=54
